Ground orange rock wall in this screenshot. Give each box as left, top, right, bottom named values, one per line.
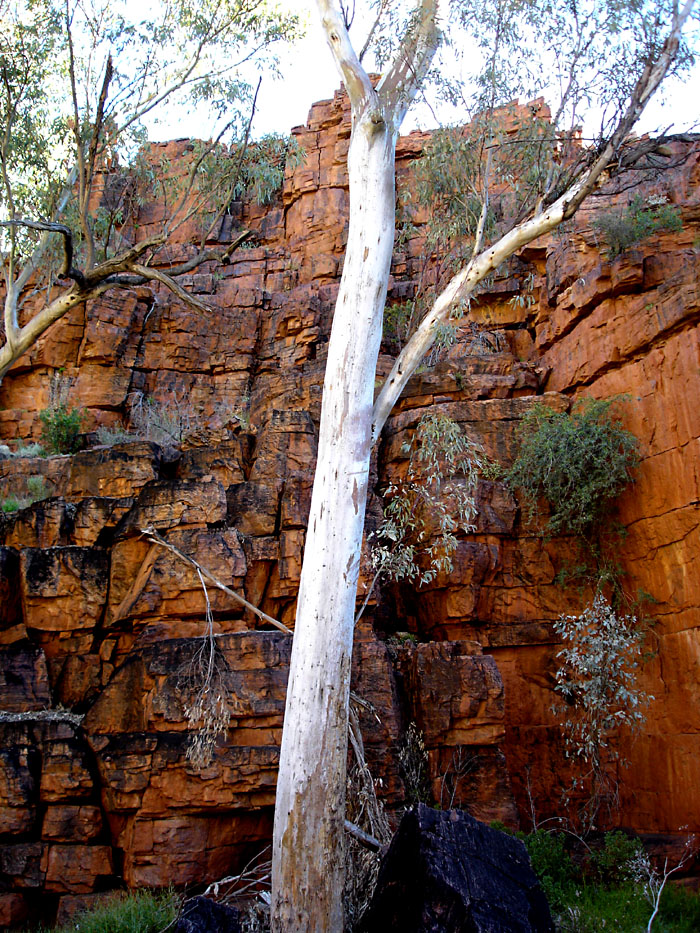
left=531, top=147, right=700, bottom=833
left=1, top=88, right=699, bottom=923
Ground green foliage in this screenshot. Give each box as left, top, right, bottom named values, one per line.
left=382, top=299, right=417, bottom=351
left=1, top=495, right=24, bottom=513
left=26, top=475, right=48, bottom=501
left=413, top=126, right=493, bottom=251
left=587, top=831, right=643, bottom=885
left=0, top=0, right=300, bottom=275
left=520, top=829, right=576, bottom=910
left=31, top=888, right=180, bottom=933
left=555, top=881, right=700, bottom=933
left=554, top=594, right=652, bottom=830
left=38, top=373, right=84, bottom=454
left=370, top=413, right=484, bottom=586
left=95, top=424, right=139, bottom=446
left=39, top=400, right=84, bottom=455
left=508, top=398, right=639, bottom=539
left=234, top=135, right=305, bottom=206
left=479, top=457, right=506, bottom=481
left=594, top=195, right=683, bottom=260
left=500, top=827, right=700, bottom=932
left=8, top=442, right=45, bottom=458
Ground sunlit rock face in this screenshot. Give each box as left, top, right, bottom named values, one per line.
left=1, top=87, right=698, bottom=924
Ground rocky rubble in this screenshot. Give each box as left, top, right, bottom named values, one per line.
left=0, top=87, right=698, bottom=925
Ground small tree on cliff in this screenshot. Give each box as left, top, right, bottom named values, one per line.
left=271, top=0, right=697, bottom=929
left=0, top=0, right=298, bottom=383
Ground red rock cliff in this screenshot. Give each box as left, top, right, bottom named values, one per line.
left=0, top=89, right=698, bottom=926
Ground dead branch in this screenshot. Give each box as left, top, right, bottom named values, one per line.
left=141, top=525, right=293, bottom=635
left=0, top=219, right=84, bottom=284
left=127, top=262, right=214, bottom=315
left=344, top=819, right=382, bottom=852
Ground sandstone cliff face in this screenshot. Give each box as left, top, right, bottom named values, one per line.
left=0, top=89, right=698, bottom=925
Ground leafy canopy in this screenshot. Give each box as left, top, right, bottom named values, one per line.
left=0, top=0, right=299, bottom=268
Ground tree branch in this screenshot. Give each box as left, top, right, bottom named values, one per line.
left=14, top=165, right=79, bottom=294
left=0, top=219, right=84, bottom=284
left=371, top=0, right=697, bottom=443
left=140, top=525, right=293, bottom=635
left=377, top=0, right=442, bottom=127
left=344, top=819, right=382, bottom=852
left=198, top=77, right=262, bottom=249
left=82, top=53, right=114, bottom=269
left=126, top=262, right=215, bottom=315
left=163, top=231, right=253, bottom=276
left=82, top=233, right=165, bottom=285
left=315, top=0, right=378, bottom=116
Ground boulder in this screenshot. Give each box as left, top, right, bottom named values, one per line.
left=361, top=804, right=554, bottom=933
left=173, top=896, right=240, bottom=933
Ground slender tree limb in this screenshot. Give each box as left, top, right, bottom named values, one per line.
left=358, top=0, right=392, bottom=62
left=199, top=77, right=262, bottom=249
left=82, top=233, right=165, bottom=285
left=127, top=262, right=214, bottom=315
left=371, top=0, right=697, bottom=444
left=140, top=525, right=293, bottom=635
left=343, top=819, right=382, bottom=852
left=377, top=0, right=442, bottom=127
left=0, top=219, right=83, bottom=283
left=470, top=145, right=492, bottom=260
left=83, top=53, right=114, bottom=269
left=166, top=231, right=253, bottom=275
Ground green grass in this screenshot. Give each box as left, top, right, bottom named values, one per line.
left=500, top=827, right=700, bottom=932
left=556, top=882, right=700, bottom=932
left=28, top=889, right=180, bottom=933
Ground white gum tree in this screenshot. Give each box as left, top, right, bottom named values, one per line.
left=271, top=0, right=697, bottom=929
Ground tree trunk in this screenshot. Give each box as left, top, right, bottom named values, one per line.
left=271, top=106, right=396, bottom=932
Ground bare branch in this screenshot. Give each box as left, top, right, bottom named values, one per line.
left=198, top=78, right=262, bottom=249
left=0, top=219, right=83, bottom=283
left=140, top=525, right=293, bottom=636
left=377, top=0, right=442, bottom=126
left=471, top=145, right=492, bottom=259
left=344, top=819, right=382, bottom=852
left=65, top=0, right=93, bottom=266
left=84, top=54, right=114, bottom=254
left=163, top=231, right=253, bottom=276
left=358, top=0, right=392, bottom=62
left=127, top=262, right=215, bottom=315
left=82, top=233, right=165, bottom=285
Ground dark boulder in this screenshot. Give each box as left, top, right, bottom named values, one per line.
left=361, top=804, right=554, bottom=933
left=173, top=896, right=240, bottom=933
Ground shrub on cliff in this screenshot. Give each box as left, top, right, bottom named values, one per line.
left=553, top=595, right=653, bottom=830
left=508, top=397, right=639, bottom=539
left=39, top=374, right=84, bottom=454
left=594, top=194, right=683, bottom=259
